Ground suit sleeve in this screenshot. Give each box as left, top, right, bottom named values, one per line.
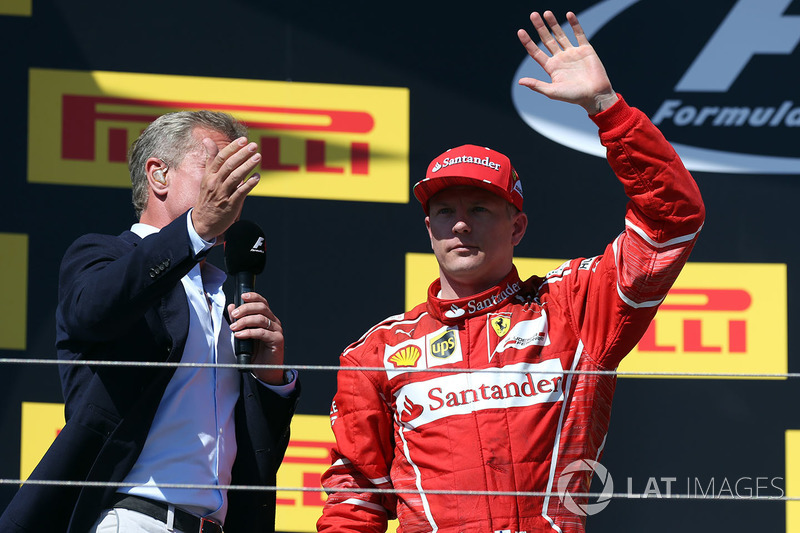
left=560, top=96, right=705, bottom=369
left=57, top=212, right=202, bottom=343
left=243, top=373, right=300, bottom=471
left=317, top=351, right=396, bottom=533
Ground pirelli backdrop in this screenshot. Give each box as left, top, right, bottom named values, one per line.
left=1, top=1, right=799, bottom=531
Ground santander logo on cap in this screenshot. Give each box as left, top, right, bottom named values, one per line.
left=431, top=155, right=503, bottom=173
left=414, top=144, right=524, bottom=213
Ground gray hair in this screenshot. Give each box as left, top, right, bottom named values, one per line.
left=128, top=110, right=248, bottom=219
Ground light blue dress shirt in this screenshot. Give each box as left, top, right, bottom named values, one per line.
left=118, top=214, right=295, bottom=522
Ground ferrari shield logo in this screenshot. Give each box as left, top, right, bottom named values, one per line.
left=490, top=314, right=511, bottom=337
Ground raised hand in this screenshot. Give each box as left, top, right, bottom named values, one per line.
left=191, top=136, right=262, bottom=241
left=517, top=11, right=618, bottom=115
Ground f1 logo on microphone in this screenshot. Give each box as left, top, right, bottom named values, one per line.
left=251, top=237, right=265, bottom=253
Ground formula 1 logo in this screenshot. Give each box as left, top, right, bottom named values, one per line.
left=251, top=237, right=266, bottom=254
left=512, top=0, right=800, bottom=174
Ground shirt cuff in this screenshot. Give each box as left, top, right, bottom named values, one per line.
left=186, top=208, right=215, bottom=257
left=252, top=369, right=298, bottom=398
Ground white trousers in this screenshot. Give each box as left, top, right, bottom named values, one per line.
left=90, top=507, right=186, bottom=533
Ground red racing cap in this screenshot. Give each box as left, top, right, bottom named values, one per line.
left=413, top=144, right=524, bottom=214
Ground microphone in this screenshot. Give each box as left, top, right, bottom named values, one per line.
left=224, top=220, right=267, bottom=370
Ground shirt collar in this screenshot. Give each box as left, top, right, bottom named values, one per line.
left=130, top=222, right=159, bottom=239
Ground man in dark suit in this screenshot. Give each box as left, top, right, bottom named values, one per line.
left=0, top=111, right=299, bottom=532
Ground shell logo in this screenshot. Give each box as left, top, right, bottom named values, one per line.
left=388, top=346, right=422, bottom=368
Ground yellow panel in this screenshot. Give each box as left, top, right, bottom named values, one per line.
left=20, top=406, right=397, bottom=532
left=20, top=402, right=64, bottom=480
left=275, top=414, right=334, bottom=531
left=0, top=233, right=28, bottom=349
left=0, top=0, right=31, bottom=16
left=621, top=262, right=787, bottom=379
left=28, top=68, right=409, bottom=203
left=272, top=413, right=401, bottom=532
left=788, top=431, right=800, bottom=532
left=406, top=254, right=787, bottom=379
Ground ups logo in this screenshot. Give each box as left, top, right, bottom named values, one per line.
left=430, top=330, right=458, bottom=359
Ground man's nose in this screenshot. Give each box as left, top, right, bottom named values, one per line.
left=452, top=218, right=470, bottom=234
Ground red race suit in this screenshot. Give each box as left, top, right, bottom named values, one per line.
left=318, top=97, right=705, bottom=533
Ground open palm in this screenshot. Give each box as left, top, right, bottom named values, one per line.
left=518, top=11, right=618, bottom=114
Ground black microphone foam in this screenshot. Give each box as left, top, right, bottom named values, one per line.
left=224, top=220, right=267, bottom=370
left=224, top=219, right=266, bottom=275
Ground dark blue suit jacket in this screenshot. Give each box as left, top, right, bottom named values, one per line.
left=0, top=212, right=299, bottom=532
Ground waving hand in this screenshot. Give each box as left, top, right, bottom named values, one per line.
left=517, top=11, right=618, bottom=115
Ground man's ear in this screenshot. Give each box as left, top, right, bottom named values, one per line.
left=145, top=157, right=169, bottom=194
left=511, top=211, right=528, bottom=246
left=425, top=216, right=434, bottom=247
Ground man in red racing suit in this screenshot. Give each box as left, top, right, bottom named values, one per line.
left=318, top=10, right=704, bottom=533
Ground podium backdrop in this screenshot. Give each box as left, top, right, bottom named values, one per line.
left=1, top=1, right=798, bottom=531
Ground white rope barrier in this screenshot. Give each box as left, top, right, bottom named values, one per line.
left=0, top=355, right=793, bottom=508
left=0, top=358, right=795, bottom=379
left=0, top=479, right=791, bottom=502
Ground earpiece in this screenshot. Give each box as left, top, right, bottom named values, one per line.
left=153, top=169, right=167, bottom=184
